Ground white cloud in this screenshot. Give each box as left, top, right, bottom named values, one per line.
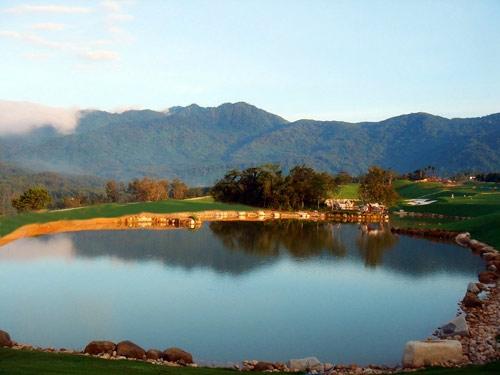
left=0, top=29, right=66, bottom=50
left=108, top=13, right=134, bottom=22
left=0, top=0, right=137, bottom=64
left=111, top=105, right=143, bottom=113
left=101, top=0, right=122, bottom=13
left=0, top=29, right=120, bottom=62
left=0, top=30, right=22, bottom=38
left=31, top=22, right=66, bottom=31
left=23, top=51, right=51, bottom=60
left=0, top=100, right=80, bottom=134
left=81, top=49, right=119, bottom=61
left=4, top=4, right=92, bottom=14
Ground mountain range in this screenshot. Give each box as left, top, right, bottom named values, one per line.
left=0, top=102, right=499, bottom=185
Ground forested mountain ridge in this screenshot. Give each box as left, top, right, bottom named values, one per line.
left=0, top=102, right=498, bottom=185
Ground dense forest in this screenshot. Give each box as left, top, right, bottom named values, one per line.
left=0, top=102, right=499, bottom=185
left=211, top=164, right=397, bottom=209
left=0, top=163, right=206, bottom=215
left=0, top=162, right=104, bottom=214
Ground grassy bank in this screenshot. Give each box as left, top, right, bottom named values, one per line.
left=0, top=348, right=240, bottom=375
left=0, top=348, right=498, bottom=375
left=0, top=197, right=252, bottom=238
left=392, top=180, right=500, bottom=248
left=334, top=180, right=500, bottom=248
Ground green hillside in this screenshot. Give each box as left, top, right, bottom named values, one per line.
left=1, top=103, right=499, bottom=185
left=0, top=162, right=104, bottom=215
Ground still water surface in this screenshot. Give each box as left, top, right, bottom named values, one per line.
left=0, top=221, right=483, bottom=365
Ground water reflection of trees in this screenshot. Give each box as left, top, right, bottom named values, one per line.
left=209, top=221, right=347, bottom=258
left=38, top=221, right=482, bottom=277
left=356, top=223, right=398, bottom=267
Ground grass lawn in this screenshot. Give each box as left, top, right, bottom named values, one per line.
left=0, top=198, right=252, bottom=238
left=414, top=361, right=500, bottom=374
left=392, top=180, right=500, bottom=248
left=0, top=348, right=498, bottom=375
left=335, top=183, right=359, bottom=199
left=0, top=348, right=242, bottom=375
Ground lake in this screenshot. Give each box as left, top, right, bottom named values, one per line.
left=0, top=221, right=483, bottom=366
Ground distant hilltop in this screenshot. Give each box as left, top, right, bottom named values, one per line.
left=0, top=102, right=499, bottom=185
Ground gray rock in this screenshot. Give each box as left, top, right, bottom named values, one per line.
left=455, top=233, right=471, bottom=247
left=467, top=282, right=480, bottom=294
left=438, top=314, right=469, bottom=337
left=402, top=340, right=465, bottom=368
left=287, top=357, right=321, bottom=371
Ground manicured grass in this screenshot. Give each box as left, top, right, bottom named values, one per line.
left=392, top=180, right=500, bottom=248
left=0, top=348, right=242, bottom=375
left=394, top=180, right=446, bottom=199
left=0, top=199, right=253, bottom=238
left=335, top=183, right=359, bottom=199
left=414, top=361, right=500, bottom=374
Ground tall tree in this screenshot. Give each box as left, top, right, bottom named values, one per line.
left=359, top=166, right=398, bottom=206
left=128, top=177, right=168, bottom=201
left=105, top=180, right=122, bottom=202
left=170, top=178, right=189, bottom=199
left=11, top=186, right=52, bottom=212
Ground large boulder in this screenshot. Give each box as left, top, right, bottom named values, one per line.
left=146, top=349, right=162, bottom=360
left=116, top=340, right=146, bottom=359
left=438, top=314, right=469, bottom=337
left=83, top=340, right=116, bottom=355
left=0, top=330, right=12, bottom=347
left=462, top=292, right=482, bottom=308
left=287, top=357, right=321, bottom=371
left=483, top=252, right=500, bottom=262
left=478, top=271, right=498, bottom=284
left=487, top=260, right=500, bottom=270
left=162, top=347, right=193, bottom=364
left=253, top=361, right=275, bottom=371
left=402, top=340, right=465, bottom=368
left=467, top=282, right=480, bottom=294
left=455, top=233, right=471, bottom=247
left=469, top=239, right=485, bottom=252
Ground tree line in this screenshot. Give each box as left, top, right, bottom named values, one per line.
left=7, top=164, right=401, bottom=213
left=9, top=177, right=204, bottom=213
left=104, top=177, right=194, bottom=203
left=475, top=173, right=500, bottom=183
left=211, top=164, right=339, bottom=209
left=211, top=164, right=398, bottom=210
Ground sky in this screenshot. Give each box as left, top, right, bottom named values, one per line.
left=0, top=0, right=499, bottom=131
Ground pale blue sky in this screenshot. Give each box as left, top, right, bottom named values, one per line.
left=1, top=0, right=499, bottom=121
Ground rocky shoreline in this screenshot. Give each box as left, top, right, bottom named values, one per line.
left=1, top=231, right=498, bottom=374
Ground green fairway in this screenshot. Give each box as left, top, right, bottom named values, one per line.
left=335, top=183, right=359, bottom=199
left=392, top=180, right=500, bottom=248
left=0, top=198, right=252, bottom=238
